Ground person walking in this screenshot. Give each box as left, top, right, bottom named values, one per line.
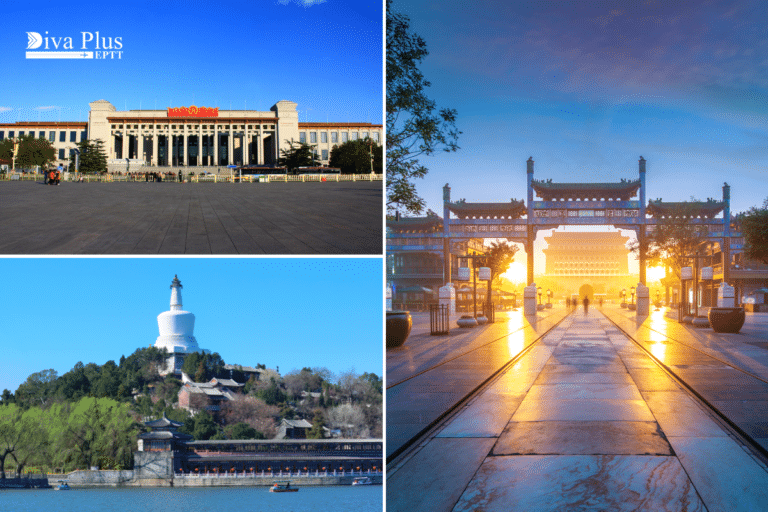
left=583, top=296, right=590, bottom=315
left=566, top=297, right=571, bottom=309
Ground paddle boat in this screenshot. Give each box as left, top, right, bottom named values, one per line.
left=269, top=481, right=298, bottom=492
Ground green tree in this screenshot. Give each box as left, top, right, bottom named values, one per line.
left=256, top=380, right=287, bottom=406
left=0, top=134, right=56, bottom=171
left=191, top=410, right=219, bottom=440
left=737, top=197, right=768, bottom=264
left=224, top=422, right=261, bottom=440
left=73, top=139, right=108, bottom=174
left=386, top=0, right=459, bottom=214
left=307, top=410, right=326, bottom=439
left=0, top=405, right=23, bottom=479
left=329, top=138, right=383, bottom=174
left=14, top=369, right=58, bottom=408
left=633, top=201, right=711, bottom=281
left=278, top=141, right=315, bottom=173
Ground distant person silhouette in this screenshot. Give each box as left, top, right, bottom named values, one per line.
left=583, top=296, right=589, bottom=315
left=566, top=297, right=571, bottom=309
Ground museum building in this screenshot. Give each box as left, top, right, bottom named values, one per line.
left=0, top=99, right=382, bottom=169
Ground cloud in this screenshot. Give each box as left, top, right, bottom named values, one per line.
left=0, top=107, right=12, bottom=113
left=278, top=0, right=327, bottom=6
left=34, top=106, right=59, bottom=110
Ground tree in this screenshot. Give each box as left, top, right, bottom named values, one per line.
left=223, top=422, right=261, bottom=440
left=633, top=202, right=712, bottom=281
left=329, top=138, right=383, bottom=174
left=386, top=0, right=459, bottom=214
left=326, top=404, right=369, bottom=438
left=278, top=141, right=314, bottom=172
left=14, top=369, right=58, bottom=408
left=738, top=198, right=768, bottom=264
left=0, top=134, right=55, bottom=171
left=220, top=396, right=278, bottom=439
left=73, top=139, right=107, bottom=174
left=486, top=241, right=518, bottom=285
left=307, top=410, right=326, bottom=439
left=191, top=410, right=219, bottom=440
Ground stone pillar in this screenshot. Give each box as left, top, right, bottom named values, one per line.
left=386, top=283, right=392, bottom=311
left=723, top=182, right=731, bottom=285
left=635, top=283, right=649, bottom=316
left=198, top=123, right=203, bottom=167
left=717, top=283, right=735, bottom=307
left=443, top=183, right=452, bottom=285
left=122, top=132, right=128, bottom=160
left=524, top=283, right=537, bottom=316
left=257, top=132, right=263, bottom=164
left=228, top=127, right=234, bottom=166
left=439, top=283, right=456, bottom=316
left=183, top=125, right=189, bottom=167
left=244, top=123, right=250, bottom=165
left=152, top=126, right=158, bottom=166
left=526, top=157, right=535, bottom=285
left=213, top=128, right=219, bottom=168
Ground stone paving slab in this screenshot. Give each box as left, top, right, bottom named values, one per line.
left=387, top=309, right=768, bottom=511
left=0, top=181, right=382, bottom=254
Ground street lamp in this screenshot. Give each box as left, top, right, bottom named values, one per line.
left=621, top=288, right=627, bottom=308
left=546, top=289, right=552, bottom=308
left=537, top=287, right=542, bottom=305
left=511, top=291, right=517, bottom=310
left=655, top=290, right=661, bottom=311
left=630, top=286, right=636, bottom=305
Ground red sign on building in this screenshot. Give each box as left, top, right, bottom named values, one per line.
left=167, top=106, right=219, bottom=118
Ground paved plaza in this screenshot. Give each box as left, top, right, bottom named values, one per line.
left=387, top=306, right=768, bottom=511
left=0, top=180, right=382, bottom=254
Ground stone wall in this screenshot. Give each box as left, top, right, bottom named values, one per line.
left=133, top=451, right=174, bottom=480
left=66, top=469, right=134, bottom=486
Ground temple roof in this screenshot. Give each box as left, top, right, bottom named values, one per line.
left=647, top=200, right=725, bottom=218
left=144, top=413, right=183, bottom=430
left=387, top=216, right=443, bottom=233
left=446, top=200, right=526, bottom=219
left=532, top=180, right=641, bottom=200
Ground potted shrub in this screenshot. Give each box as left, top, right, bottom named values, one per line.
left=708, top=307, right=745, bottom=333
left=457, top=315, right=477, bottom=328
left=386, top=311, right=412, bottom=348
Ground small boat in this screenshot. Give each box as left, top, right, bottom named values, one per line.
left=55, top=480, right=70, bottom=490
left=352, top=477, right=373, bottom=486
left=269, top=481, right=298, bottom=493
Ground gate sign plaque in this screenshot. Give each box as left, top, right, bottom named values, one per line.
left=168, top=106, right=219, bottom=117
left=478, top=267, right=491, bottom=281
left=681, top=267, right=693, bottom=280
left=458, top=267, right=470, bottom=281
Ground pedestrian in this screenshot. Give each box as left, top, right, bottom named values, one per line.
left=43, top=168, right=48, bottom=185
left=566, top=297, right=571, bottom=309
left=598, top=297, right=603, bottom=308
left=583, top=296, right=590, bottom=315
left=48, top=169, right=56, bottom=185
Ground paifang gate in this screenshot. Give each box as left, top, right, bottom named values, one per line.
left=439, top=157, right=738, bottom=287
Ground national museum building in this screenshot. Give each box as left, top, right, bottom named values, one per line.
left=0, top=99, right=382, bottom=170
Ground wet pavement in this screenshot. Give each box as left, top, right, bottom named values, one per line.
left=0, top=181, right=382, bottom=254
left=386, top=307, right=768, bottom=511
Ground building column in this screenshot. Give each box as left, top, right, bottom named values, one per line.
left=256, top=132, right=263, bottom=165
left=167, top=130, right=172, bottom=166
left=228, top=127, right=234, bottom=165
left=244, top=123, right=250, bottom=165
left=183, top=124, right=189, bottom=167
left=152, top=126, right=158, bottom=166
left=198, top=123, right=203, bottom=167
left=213, top=128, right=218, bottom=168
left=122, top=132, right=128, bottom=160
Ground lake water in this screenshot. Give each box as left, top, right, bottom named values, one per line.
left=0, top=485, right=382, bottom=512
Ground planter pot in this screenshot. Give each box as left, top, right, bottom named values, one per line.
left=536, top=304, right=545, bottom=311
left=682, top=316, right=694, bottom=324
left=386, top=311, right=412, bottom=348
left=627, top=303, right=636, bottom=311
left=457, top=316, right=478, bottom=328
left=476, top=315, right=488, bottom=325
left=708, top=307, right=745, bottom=334
left=620, top=302, right=627, bottom=309
left=545, top=303, right=552, bottom=309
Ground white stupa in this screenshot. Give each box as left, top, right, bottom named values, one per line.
left=155, top=275, right=209, bottom=375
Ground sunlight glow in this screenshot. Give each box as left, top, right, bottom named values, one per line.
left=502, top=262, right=527, bottom=284
left=646, top=266, right=666, bottom=283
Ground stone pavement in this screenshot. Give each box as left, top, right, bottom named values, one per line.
left=386, top=307, right=571, bottom=459
left=387, top=308, right=768, bottom=511
left=603, top=306, right=768, bottom=452
left=0, top=181, right=382, bottom=254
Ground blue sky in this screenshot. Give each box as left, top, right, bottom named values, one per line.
left=0, top=258, right=383, bottom=393
left=0, top=0, right=382, bottom=124
left=392, top=0, right=768, bottom=217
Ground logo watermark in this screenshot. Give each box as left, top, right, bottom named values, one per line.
left=25, top=31, right=123, bottom=59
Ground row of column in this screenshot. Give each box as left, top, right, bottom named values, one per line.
left=118, top=129, right=273, bottom=166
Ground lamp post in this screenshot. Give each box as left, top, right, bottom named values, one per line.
left=537, top=286, right=543, bottom=311
left=546, top=289, right=552, bottom=308
left=621, top=288, right=627, bottom=308
left=631, top=286, right=636, bottom=305
left=655, top=290, right=661, bottom=311
left=511, top=291, right=517, bottom=310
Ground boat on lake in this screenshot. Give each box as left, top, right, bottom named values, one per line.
left=352, top=477, right=374, bottom=486
left=55, top=480, right=70, bottom=490
left=269, top=481, right=298, bottom=493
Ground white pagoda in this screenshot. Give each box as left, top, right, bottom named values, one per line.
left=154, top=275, right=209, bottom=375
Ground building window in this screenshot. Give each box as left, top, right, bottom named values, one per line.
left=59, top=131, right=66, bottom=142
left=310, top=132, right=317, bottom=143
left=39, top=131, right=45, bottom=138
left=70, top=131, right=76, bottom=142
left=372, top=132, right=379, bottom=142
left=362, top=132, right=369, bottom=139
left=0, top=132, right=4, bottom=140
left=172, top=125, right=176, bottom=129
left=341, top=132, right=348, bottom=143
left=81, top=131, right=87, bottom=140
left=111, top=124, right=116, bottom=129
left=322, top=149, right=328, bottom=161
left=331, top=132, right=338, bottom=143
left=119, top=125, right=123, bottom=129
left=320, top=132, right=328, bottom=143
left=8, top=131, right=14, bottom=138
left=49, top=131, right=54, bottom=141
left=248, top=125, right=253, bottom=129
left=69, top=148, right=76, bottom=157
left=58, top=149, right=65, bottom=160
left=299, top=132, right=306, bottom=144
left=350, top=132, right=358, bottom=141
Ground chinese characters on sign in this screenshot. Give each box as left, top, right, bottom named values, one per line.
left=167, top=106, right=219, bottom=118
